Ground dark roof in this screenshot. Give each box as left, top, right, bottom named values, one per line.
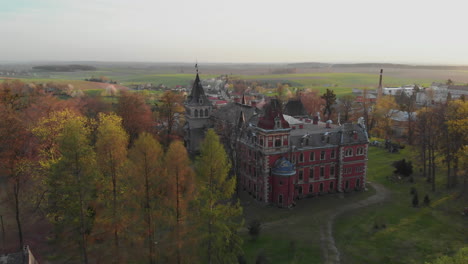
left=186, top=73, right=212, bottom=106
left=257, top=99, right=290, bottom=130
left=212, top=102, right=257, bottom=126
left=284, top=99, right=308, bottom=117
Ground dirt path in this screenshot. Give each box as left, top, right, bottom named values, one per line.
left=320, top=183, right=390, bottom=264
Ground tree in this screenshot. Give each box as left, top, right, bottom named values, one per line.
left=446, top=79, right=454, bottom=86
left=248, top=219, right=262, bottom=241
left=300, top=89, right=324, bottom=117
left=338, top=94, right=355, bottom=123
left=47, top=116, right=98, bottom=264
left=128, top=132, right=163, bottom=264
left=95, top=113, right=129, bottom=263
left=321, top=89, right=336, bottom=121
left=165, top=140, right=196, bottom=264
left=425, top=247, right=468, bottom=264
left=396, top=92, right=417, bottom=144
left=195, top=129, right=243, bottom=264
left=393, top=159, right=413, bottom=177
left=412, top=193, right=419, bottom=207
left=156, top=91, right=185, bottom=146
left=116, top=91, right=153, bottom=144
left=372, top=95, right=398, bottom=139
left=277, top=83, right=292, bottom=103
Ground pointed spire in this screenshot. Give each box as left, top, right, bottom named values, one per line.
left=238, top=110, right=245, bottom=129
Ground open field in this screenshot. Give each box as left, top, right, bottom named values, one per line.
left=334, top=147, right=468, bottom=264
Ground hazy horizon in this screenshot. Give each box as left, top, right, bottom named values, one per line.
left=2, top=0, right=468, bottom=65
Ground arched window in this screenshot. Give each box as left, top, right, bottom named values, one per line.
left=205, top=109, right=209, bottom=117
left=357, top=147, right=364, bottom=155
left=299, top=153, right=304, bottom=162
left=200, top=109, right=204, bottom=117
left=278, top=194, right=283, bottom=204
left=298, top=186, right=303, bottom=195
left=345, top=148, right=353, bottom=157
left=308, top=184, right=313, bottom=193
left=319, top=183, right=324, bottom=192
left=194, top=109, right=198, bottom=117
left=329, top=181, right=334, bottom=190
left=356, top=178, right=361, bottom=188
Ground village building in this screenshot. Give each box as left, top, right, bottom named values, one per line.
left=184, top=72, right=370, bottom=208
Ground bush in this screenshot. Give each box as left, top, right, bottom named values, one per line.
left=412, top=193, right=419, bottom=207
left=410, top=187, right=417, bottom=195
left=248, top=219, right=262, bottom=240
left=424, top=194, right=430, bottom=206
left=393, top=159, right=413, bottom=177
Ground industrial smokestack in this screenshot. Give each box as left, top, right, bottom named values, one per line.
left=378, top=69, right=383, bottom=98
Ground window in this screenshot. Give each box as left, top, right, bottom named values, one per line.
left=355, top=166, right=364, bottom=173
left=345, top=180, right=350, bottom=190
left=357, top=147, right=364, bottom=156
left=298, top=186, right=303, bottom=195
left=291, top=154, right=296, bottom=163
left=309, top=184, right=313, bottom=193
left=253, top=184, right=256, bottom=192
left=205, top=109, right=209, bottom=117
left=356, top=178, right=361, bottom=188
left=309, top=152, right=315, bottom=161
left=330, top=166, right=335, bottom=176
left=279, top=180, right=283, bottom=186
left=320, top=151, right=326, bottom=160
left=319, top=183, right=324, bottom=192
left=194, top=109, right=198, bottom=117
left=330, top=181, right=334, bottom=190
left=298, top=170, right=304, bottom=181
left=320, top=166, right=325, bottom=177
left=345, top=148, right=353, bottom=157
left=299, top=153, right=304, bottom=162
left=275, top=137, right=281, bottom=147
left=259, top=137, right=264, bottom=146
left=331, top=150, right=336, bottom=159
left=310, top=167, right=314, bottom=178
left=200, top=109, right=204, bottom=117
left=344, top=167, right=352, bottom=174
left=279, top=194, right=283, bottom=204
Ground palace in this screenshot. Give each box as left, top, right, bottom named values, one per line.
left=184, top=73, right=369, bottom=208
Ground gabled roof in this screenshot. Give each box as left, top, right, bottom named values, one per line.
left=186, top=73, right=212, bottom=106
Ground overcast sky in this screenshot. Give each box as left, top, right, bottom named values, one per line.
left=1, top=0, right=467, bottom=64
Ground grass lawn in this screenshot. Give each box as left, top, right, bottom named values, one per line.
left=334, top=147, right=468, bottom=264
left=240, top=180, right=377, bottom=263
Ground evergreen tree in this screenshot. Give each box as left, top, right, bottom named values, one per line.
left=321, top=89, right=336, bottom=121
left=195, top=129, right=243, bottom=264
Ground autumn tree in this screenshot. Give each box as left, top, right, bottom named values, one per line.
left=338, top=94, right=355, bottom=123
left=277, top=83, right=292, bottom=104
left=47, top=116, right=98, bottom=264
left=396, top=92, right=417, bottom=144
left=95, top=113, right=129, bottom=263
left=127, top=132, right=164, bottom=264
left=155, top=91, right=185, bottom=145
left=372, top=95, right=398, bottom=139
left=300, top=89, right=324, bottom=116
left=165, top=140, right=196, bottom=264
left=321, top=89, right=336, bottom=121
left=195, top=129, right=243, bottom=264
left=0, top=107, right=34, bottom=250
left=116, top=91, right=153, bottom=143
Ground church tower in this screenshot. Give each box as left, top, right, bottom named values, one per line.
left=184, top=67, right=213, bottom=153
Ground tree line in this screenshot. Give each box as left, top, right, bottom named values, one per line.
left=0, top=80, right=242, bottom=263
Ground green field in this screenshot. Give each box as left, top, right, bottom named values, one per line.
left=334, top=146, right=467, bottom=264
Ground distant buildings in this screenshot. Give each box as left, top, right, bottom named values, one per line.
left=0, top=246, right=39, bottom=264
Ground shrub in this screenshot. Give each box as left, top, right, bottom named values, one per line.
left=412, top=193, right=419, bottom=207
left=424, top=194, right=430, bottom=206
left=410, top=187, right=417, bottom=195
left=393, top=159, right=413, bottom=177
left=248, top=219, right=262, bottom=240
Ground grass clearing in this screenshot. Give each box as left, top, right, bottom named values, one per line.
left=334, top=147, right=468, bottom=264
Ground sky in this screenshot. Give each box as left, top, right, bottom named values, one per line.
left=1, top=0, right=468, bottom=64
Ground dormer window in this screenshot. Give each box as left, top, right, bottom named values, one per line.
left=274, top=117, right=281, bottom=129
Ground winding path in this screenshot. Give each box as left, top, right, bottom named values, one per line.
left=320, top=183, right=390, bottom=264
